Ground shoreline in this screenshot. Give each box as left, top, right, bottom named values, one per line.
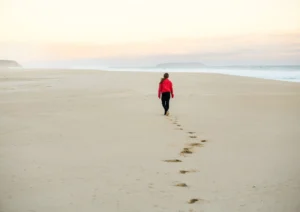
left=2, top=67, right=300, bottom=83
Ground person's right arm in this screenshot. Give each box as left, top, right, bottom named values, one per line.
left=170, top=81, right=174, bottom=98
left=158, top=83, right=162, bottom=99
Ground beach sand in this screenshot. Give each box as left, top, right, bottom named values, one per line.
left=1, top=69, right=300, bottom=212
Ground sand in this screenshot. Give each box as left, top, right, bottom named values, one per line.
left=1, top=69, right=300, bottom=212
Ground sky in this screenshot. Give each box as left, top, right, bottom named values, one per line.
left=0, top=0, right=300, bottom=66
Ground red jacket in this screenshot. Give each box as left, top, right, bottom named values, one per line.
left=158, top=78, right=174, bottom=98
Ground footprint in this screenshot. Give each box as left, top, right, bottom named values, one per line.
left=180, top=148, right=193, bottom=155
left=187, top=132, right=196, bottom=134
left=179, top=170, right=197, bottom=174
left=187, top=198, right=207, bottom=204
left=163, top=159, right=182, bottom=163
left=188, top=143, right=203, bottom=147
left=175, top=183, right=188, bottom=187
left=189, top=136, right=197, bottom=138
left=201, top=139, right=207, bottom=142
left=188, top=199, right=199, bottom=204
left=177, top=124, right=181, bottom=127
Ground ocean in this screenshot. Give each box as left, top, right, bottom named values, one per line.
left=102, top=66, right=300, bottom=83
left=16, top=64, right=300, bottom=83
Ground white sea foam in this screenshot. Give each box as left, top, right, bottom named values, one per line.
left=103, top=66, right=300, bottom=83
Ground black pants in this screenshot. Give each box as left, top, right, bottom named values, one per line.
left=161, top=92, right=171, bottom=115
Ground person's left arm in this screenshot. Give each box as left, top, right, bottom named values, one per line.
left=158, top=83, right=162, bottom=98
left=170, top=81, right=174, bottom=98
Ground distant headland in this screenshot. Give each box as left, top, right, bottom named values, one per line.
left=156, top=62, right=206, bottom=68
left=0, top=60, right=22, bottom=68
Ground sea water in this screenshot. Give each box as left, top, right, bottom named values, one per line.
left=22, top=64, right=300, bottom=83
left=103, top=66, right=300, bottom=83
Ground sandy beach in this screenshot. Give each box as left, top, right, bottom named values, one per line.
left=1, top=69, right=300, bottom=212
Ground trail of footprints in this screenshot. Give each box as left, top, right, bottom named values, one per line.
left=163, top=115, right=208, bottom=205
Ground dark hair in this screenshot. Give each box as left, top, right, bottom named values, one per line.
left=159, top=73, right=169, bottom=84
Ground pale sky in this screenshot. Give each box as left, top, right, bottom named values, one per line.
left=1, top=0, right=300, bottom=65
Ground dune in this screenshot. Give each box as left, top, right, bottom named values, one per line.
left=0, top=69, right=300, bottom=212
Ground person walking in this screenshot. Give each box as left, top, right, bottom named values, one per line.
left=158, top=73, right=174, bottom=116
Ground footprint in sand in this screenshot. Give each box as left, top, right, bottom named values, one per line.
left=187, top=132, right=196, bottom=134
left=189, top=135, right=197, bottom=138
left=188, top=199, right=199, bottom=204
left=201, top=139, right=207, bottom=142
left=163, top=159, right=182, bottom=163
left=188, top=142, right=204, bottom=147
left=179, top=170, right=197, bottom=174
left=187, top=198, right=208, bottom=204
left=180, top=147, right=193, bottom=156
left=175, top=183, right=188, bottom=187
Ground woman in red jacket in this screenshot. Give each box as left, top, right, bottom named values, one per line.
left=158, top=73, right=174, bottom=116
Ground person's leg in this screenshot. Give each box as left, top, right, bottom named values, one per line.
left=161, top=92, right=168, bottom=115
left=165, top=92, right=171, bottom=114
